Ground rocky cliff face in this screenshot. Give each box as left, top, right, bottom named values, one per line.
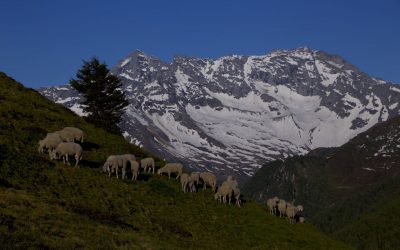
left=38, top=47, right=400, bottom=179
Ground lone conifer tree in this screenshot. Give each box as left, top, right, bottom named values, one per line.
left=70, top=58, right=129, bottom=133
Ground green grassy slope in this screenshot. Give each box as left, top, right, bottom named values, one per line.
left=0, top=72, right=351, bottom=249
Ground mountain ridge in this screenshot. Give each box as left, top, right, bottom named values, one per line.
left=38, top=47, right=400, bottom=180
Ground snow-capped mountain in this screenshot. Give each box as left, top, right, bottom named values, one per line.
left=38, top=47, right=400, bottom=179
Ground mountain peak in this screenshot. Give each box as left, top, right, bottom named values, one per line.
left=39, top=48, right=400, bottom=180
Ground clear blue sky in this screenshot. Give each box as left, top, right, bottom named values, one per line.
left=0, top=0, right=399, bottom=87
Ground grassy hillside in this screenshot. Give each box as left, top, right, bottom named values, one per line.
left=0, top=72, right=351, bottom=249
left=243, top=116, right=400, bottom=249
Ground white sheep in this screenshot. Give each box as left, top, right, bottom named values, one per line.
left=214, top=182, right=233, bottom=204
left=121, top=154, right=136, bottom=179
left=277, top=199, right=287, bottom=217
left=266, top=196, right=279, bottom=215
left=180, top=173, right=194, bottom=193
left=54, top=130, right=75, bottom=142
left=141, top=157, right=155, bottom=174
left=62, top=127, right=85, bottom=143
left=190, top=172, right=200, bottom=186
left=38, top=133, right=62, bottom=157
left=218, top=178, right=241, bottom=207
left=296, top=205, right=304, bottom=212
left=286, top=205, right=301, bottom=224
left=199, top=172, right=217, bottom=192
left=51, top=142, right=83, bottom=167
left=224, top=177, right=241, bottom=207
left=130, top=160, right=140, bottom=180
left=157, top=163, right=183, bottom=179
left=102, top=154, right=136, bottom=179
left=103, top=155, right=123, bottom=178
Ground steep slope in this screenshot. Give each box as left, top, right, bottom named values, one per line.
left=243, top=115, right=400, bottom=249
left=0, top=72, right=351, bottom=249
left=39, top=47, right=400, bottom=179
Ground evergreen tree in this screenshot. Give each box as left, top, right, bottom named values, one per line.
left=70, top=58, right=129, bottom=133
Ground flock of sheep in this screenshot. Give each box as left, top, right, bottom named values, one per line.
left=38, top=127, right=84, bottom=166
left=37, top=127, right=306, bottom=221
left=37, top=127, right=242, bottom=208
left=266, top=197, right=305, bottom=224
left=102, top=154, right=242, bottom=207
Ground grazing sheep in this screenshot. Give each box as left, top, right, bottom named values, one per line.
left=157, top=163, right=183, bottom=179
left=223, top=177, right=241, bottom=207
left=141, top=157, right=155, bottom=174
left=102, top=154, right=135, bottom=179
left=277, top=199, right=287, bottom=217
left=130, top=160, right=140, bottom=180
left=286, top=205, right=301, bottom=224
left=199, top=172, right=217, bottom=192
left=180, top=173, right=194, bottom=193
left=190, top=172, right=200, bottom=186
left=214, top=183, right=233, bottom=204
left=219, top=178, right=241, bottom=207
left=62, top=127, right=85, bottom=143
left=121, top=154, right=136, bottom=179
left=54, top=130, right=75, bottom=142
left=51, top=142, right=83, bottom=167
left=296, top=205, right=304, bottom=212
left=266, top=196, right=279, bottom=215
left=38, top=133, right=63, bottom=157
left=103, top=155, right=123, bottom=178
left=232, top=185, right=242, bottom=208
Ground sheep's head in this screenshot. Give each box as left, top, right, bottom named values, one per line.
left=38, top=141, right=44, bottom=153
left=50, top=150, right=58, bottom=160
left=297, top=205, right=304, bottom=212
left=102, top=163, right=109, bottom=172
left=214, top=193, right=219, bottom=200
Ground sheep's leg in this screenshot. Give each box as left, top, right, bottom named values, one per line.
left=122, top=166, right=126, bottom=179
left=75, top=154, right=79, bottom=167
left=65, top=155, right=71, bottom=166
